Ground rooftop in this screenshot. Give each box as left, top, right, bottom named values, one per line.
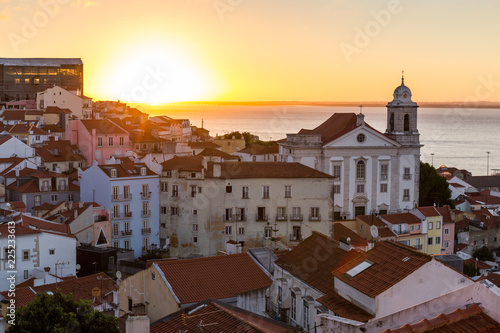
left=0, top=58, right=83, bottom=67
left=380, top=212, right=421, bottom=225
left=98, top=163, right=157, bottom=178
left=207, top=161, right=333, bottom=179
left=161, top=155, right=204, bottom=172
left=80, top=119, right=128, bottom=135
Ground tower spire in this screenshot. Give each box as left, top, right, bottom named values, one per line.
left=401, top=70, right=405, bottom=86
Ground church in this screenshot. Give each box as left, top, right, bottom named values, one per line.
left=279, top=78, right=422, bottom=219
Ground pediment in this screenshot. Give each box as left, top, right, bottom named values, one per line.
left=324, top=125, right=400, bottom=148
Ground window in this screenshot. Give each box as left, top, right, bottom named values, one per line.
left=356, top=133, right=365, bottom=143
left=333, top=185, right=340, bottom=194
left=172, top=185, right=179, bottom=197
left=417, top=224, right=421, bottom=230
left=49, top=249, right=55, bottom=255
left=35, top=135, right=40, bottom=141
left=380, top=183, right=388, bottom=193
left=24, top=270, right=28, bottom=279
left=190, top=185, right=197, bottom=198
left=109, top=137, right=114, bottom=146
left=303, top=300, right=310, bottom=330
left=262, top=186, right=270, bottom=199
left=242, top=186, right=249, bottom=199
left=128, top=298, right=132, bottom=312
left=112, top=186, right=119, bottom=200
left=436, top=236, right=441, bottom=245
left=356, top=160, right=365, bottom=180
left=171, top=206, right=179, bottom=215
left=124, top=221, right=130, bottom=233
left=141, top=167, right=146, bottom=176
left=380, top=164, right=388, bottom=180
left=161, top=182, right=168, bottom=192
left=310, top=207, right=320, bottom=220
left=357, top=184, right=364, bottom=193
left=291, top=292, right=297, bottom=321
left=193, top=236, right=198, bottom=243
left=292, top=226, right=301, bottom=241
left=193, top=210, right=197, bottom=215
left=119, top=137, right=124, bottom=146
left=113, top=205, right=119, bottom=218
left=51, top=194, right=58, bottom=202
left=436, top=221, right=441, bottom=229
left=165, top=170, right=172, bottom=177
left=23, top=250, right=29, bottom=261
left=238, top=227, right=244, bottom=235
left=161, top=206, right=167, bottom=214
left=444, top=228, right=449, bottom=235
left=444, top=241, right=449, bottom=248
left=34, top=195, right=41, bottom=206
left=428, top=222, right=433, bottom=230
left=113, top=240, right=119, bottom=248
left=332, top=165, right=341, bottom=180
left=403, top=167, right=411, bottom=180
left=113, top=223, right=119, bottom=236
left=428, top=237, right=433, bottom=245
left=225, top=208, right=233, bottom=221
left=264, top=227, right=272, bottom=238
left=404, top=114, right=410, bottom=132
left=284, top=185, right=292, bottom=198
left=225, top=226, right=232, bottom=235
left=97, top=137, right=103, bottom=147
left=403, top=189, right=410, bottom=201
left=193, top=224, right=198, bottom=232
left=124, top=204, right=130, bottom=215
left=277, top=207, right=286, bottom=220
left=110, top=169, right=117, bottom=178
left=226, top=185, right=232, bottom=193
left=124, top=240, right=130, bottom=249
left=410, top=225, right=414, bottom=231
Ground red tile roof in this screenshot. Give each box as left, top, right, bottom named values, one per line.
left=98, top=163, right=157, bottom=178
left=357, top=214, right=388, bottom=227
left=188, top=141, right=221, bottom=149
left=207, top=161, right=333, bottom=179
left=382, top=304, right=500, bottom=333
left=317, top=290, right=375, bottom=322
left=151, top=300, right=296, bottom=333
left=153, top=253, right=272, bottom=304
left=333, top=223, right=368, bottom=248
left=0, top=272, right=117, bottom=308
left=238, top=144, right=279, bottom=155
left=161, top=155, right=204, bottom=172
left=333, top=241, right=432, bottom=298
left=464, top=259, right=493, bottom=270
left=198, top=147, right=239, bottom=160
left=455, top=243, right=468, bottom=252
left=18, top=214, right=71, bottom=235
left=0, top=224, right=41, bottom=238
left=44, top=106, right=72, bottom=114
left=81, top=119, right=129, bottom=135
left=381, top=212, right=421, bottom=225
left=297, top=113, right=358, bottom=144
left=275, top=232, right=362, bottom=293
left=477, top=273, right=500, bottom=288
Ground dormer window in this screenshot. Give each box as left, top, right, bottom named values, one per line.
left=141, top=167, right=146, bottom=176
left=111, top=169, right=117, bottom=178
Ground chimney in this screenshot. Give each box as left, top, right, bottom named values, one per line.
left=356, top=113, right=365, bottom=126
left=74, top=209, right=78, bottom=219
left=15, top=168, right=19, bottom=177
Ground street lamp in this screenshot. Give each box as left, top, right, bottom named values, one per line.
left=487, top=151, right=490, bottom=176
left=431, top=153, right=434, bottom=167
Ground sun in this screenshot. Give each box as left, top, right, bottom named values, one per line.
left=100, top=43, right=215, bottom=104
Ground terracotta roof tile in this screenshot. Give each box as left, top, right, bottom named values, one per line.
left=382, top=304, right=500, bottom=333
left=380, top=212, right=421, bottom=225
left=467, top=175, right=500, bottom=188
left=477, top=273, right=500, bottom=288
left=18, top=214, right=71, bottom=235
left=333, top=241, right=432, bottom=298
left=198, top=147, right=239, bottom=160
left=464, top=259, right=492, bottom=270
left=188, top=141, right=221, bottom=149
left=238, top=144, right=279, bottom=155
left=207, top=161, right=333, bottom=179
left=151, top=300, right=296, bottom=333
left=161, top=155, right=204, bottom=172
left=98, top=163, right=157, bottom=178
left=317, top=290, right=375, bottom=322
left=297, top=113, right=358, bottom=144
left=154, top=253, right=272, bottom=304
left=333, top=223, right=368, bottom=248
left=275, top=232, right=362, bottom=293
left=0, top=224, right=41, bottom=238
left=81, top=119, right=129, bottom=135
left=357, top=214, right=388, bottom=227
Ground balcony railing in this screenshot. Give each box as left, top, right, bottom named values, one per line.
left=309, top=214, right=321, bottom=221
left=413, top=244, right=423, bottom=250
left=141, top=192, right=151, bottom=199
left=265, top=297, right=289, bottom=324
left=112, top=212, right=132, bottom=220
left=290, top=214, right=303, bottom=221
left=380, top=174, right=388, bottom=180
left=94, top=215, right=108, bottom=222
left=393, top=229, right=409, bottom=236
left=57, top=185, right=69, bottom=191
left=121, top=230, right=132, bottom=236
left=111, top=194, right=132, bottom=201
left=256, top=214, right=268, bottom=222
left=141, top=210, right=151, bottom=217
left=403, top=174, right=412, bottom=180
left=235, top=214, right=247, bottom=221
left=223, top=214, right=233, bottom=221
left=141, top=228, right=151, bottom=235
left=290, top=234, right=303, bottom=242
left=275, top=214, right=288, bottom=221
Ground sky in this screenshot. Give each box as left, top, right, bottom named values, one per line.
left=1, top=0, right=500, bottom=103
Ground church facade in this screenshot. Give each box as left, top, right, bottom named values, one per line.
left=279, top=79, right=422, bottom=219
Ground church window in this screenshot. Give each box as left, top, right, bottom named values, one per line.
left=389, top=113, right=394, bottom=132
left=357, top=133, right=366, bottom=143
left=356, top=160, right=365, bottom=180
left=404, top=114, right=410, bottom=132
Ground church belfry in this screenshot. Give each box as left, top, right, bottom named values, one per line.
left=385, top=74, right=420, bottom=146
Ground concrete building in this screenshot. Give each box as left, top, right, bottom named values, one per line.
left=80, top=162, right=160, bottom=258
left=279, top=78, right=421, bottom=219
left=0, top=58, right=83, bottom=102
left=160, top=156, right=334, bottom=257
left=37, top=85, right=92, bottom=119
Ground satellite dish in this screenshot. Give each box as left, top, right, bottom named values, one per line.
left=76, top=264, right=81, bottom=271
left=116, top=271, right=122, bottom=279
left=370, top=225, right=379, bottom=238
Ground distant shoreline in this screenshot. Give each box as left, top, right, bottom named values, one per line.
left=131, top=101, right=500, bottom=109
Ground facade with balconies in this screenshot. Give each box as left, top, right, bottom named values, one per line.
left=80, top=161, right=160, bottom=258
left=160, top=156, right=334, bottom=258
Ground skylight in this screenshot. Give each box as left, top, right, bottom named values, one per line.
left=346, top=260, right=373, bottom=277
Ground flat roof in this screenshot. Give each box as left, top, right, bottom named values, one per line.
left=0, top=58, right=83, bottom=67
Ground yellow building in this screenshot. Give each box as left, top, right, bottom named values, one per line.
left=412, top=207, right=444, bottom=255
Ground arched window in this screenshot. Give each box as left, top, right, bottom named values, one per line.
left=389, top=113, right=394, bottom=132
left=404, top=114, right=410, bottom=132
left=25, top=93, right=30, bottom=100
left=356, top=160, right=365, bottom=180
left=15, top=94, right=20, bottom=101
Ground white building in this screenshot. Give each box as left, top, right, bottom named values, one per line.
left=80, top=161, right=160, bottom=258
left=160, top=156, right=334, bottom=257
left=279, top=78, right=421, bottom=219
left=36, top=85, right=92, bottom=119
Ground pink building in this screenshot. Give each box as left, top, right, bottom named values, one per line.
left=66, top=119, right=130, bottom=165
left=437, top=206, right=455, bottom=255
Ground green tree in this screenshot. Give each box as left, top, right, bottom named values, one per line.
left=463, top=261, right=480, bottom=277
left=473, top=246, right=495, bottom=262
left=419, top=162, right=454, bottom=207
left=8, top=291, right=119, bottom=333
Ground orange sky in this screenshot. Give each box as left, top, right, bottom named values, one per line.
left=1, top=0, right=500, bottom=103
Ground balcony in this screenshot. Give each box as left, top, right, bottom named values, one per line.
left=141, top=228, right=151, bottom=235
left=265, top=297, right=289, bottom=324
left=289, top=234, right=303, bottom=242
left=112, top=212, right=132, bottom=220
left=235, top=214, right=247, bottom=222
left=223, top=214, right=234, bottom=221
left=111, top=194, right=132, bottom=202
left=380, top=174, right=388, bottom=180
left=403, top=174, right=412, bottom=180
left=94, top=215, right=108, bottom=222
left=309, top=214, right=321, bottom=221
left=393, top=229, right=409, bottom=236
left=121, top=230, right=132, bottom=236
left=275, top=214, right=288, bottom=222
left=413, top=244, right=423, bottom=250
left=256, top=214, right=268, bottom=222
left=141, top=192, right=151, bottom=200
left=57, top=184, right=69, bottom=191
left=40, top=186, right=51, bottom=192
left=290, top=214, right=303, bottom=221
left=141, top=210, right=151, bottom=217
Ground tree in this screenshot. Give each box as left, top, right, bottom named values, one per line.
left=463, top=261, right=480, bottom=277
left=419, top=162, right=454, bottom=208
left=8, top=291, right=119, bottom=333
left=473, top=246, right=495, bottom=262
